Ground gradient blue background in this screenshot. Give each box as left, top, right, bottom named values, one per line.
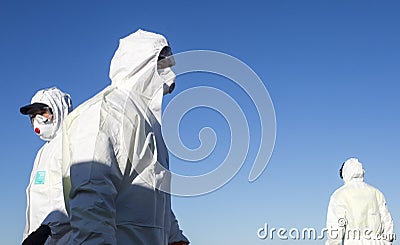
left=1, top=1, right=399, bottom=244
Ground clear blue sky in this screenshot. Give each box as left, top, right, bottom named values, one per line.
left=1, top=1, right=399, bottom=244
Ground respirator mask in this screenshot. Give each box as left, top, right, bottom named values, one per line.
left=32, top=114, right=54, bottom=141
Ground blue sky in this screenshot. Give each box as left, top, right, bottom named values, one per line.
left=1, top=1, right=399, bottom=244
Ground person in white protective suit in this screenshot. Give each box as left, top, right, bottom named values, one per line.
left=62, top=29, right=189, bottom=244
left=20, top=87, right=73, bottom=245
left=325, top=158, right=394, bottom=244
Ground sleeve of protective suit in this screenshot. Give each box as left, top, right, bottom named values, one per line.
left=325, top=193, right=346, bottom=245
left=65, top=103, right=119, bottom=244
left=41, top=144, right=71, bottom=240
left=377, top=192, right=394, bottom=242
left=69, top=162, right=118, bottom=245
left=42, top=210, right=70, bottom=240
left=168, top=210, right=190, bottom=244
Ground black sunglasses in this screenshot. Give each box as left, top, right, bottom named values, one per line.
left=29, top=107, right=53, bottom=123
left=157, top=46, right=175, bottom=69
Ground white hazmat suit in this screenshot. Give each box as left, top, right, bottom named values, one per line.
left=22, top=87, right=73, bottom=244
left=62, top=29, right=189, bottom=244
left=325, top=158, right=394, bottom=244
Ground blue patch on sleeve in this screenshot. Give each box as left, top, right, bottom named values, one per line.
left=34, top=171, right=46, bottom=184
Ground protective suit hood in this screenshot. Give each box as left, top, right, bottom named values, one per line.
left=30, top=87, right=73, bottom=140
left=342, top=158, right=365, bottom=183
left=109, top=29, right=172, bottom=123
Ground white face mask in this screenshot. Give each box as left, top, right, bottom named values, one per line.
left=158, top=67, right=176, bottom=95
left=32, top=115, right=55, bottom=141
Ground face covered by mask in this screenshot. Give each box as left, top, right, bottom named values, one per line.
left=32, top=114, right=55, bottom=141
left=158, top=67, right=176, bottom=95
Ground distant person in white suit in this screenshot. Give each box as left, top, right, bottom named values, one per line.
left=325, top=158, right=394, bottom=244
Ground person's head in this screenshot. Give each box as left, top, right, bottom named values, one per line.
left=20, top=87, right=72, bottom=141
left=109, top=29, right=177, bottom=123
left=339, top=158, right=365, bottom=183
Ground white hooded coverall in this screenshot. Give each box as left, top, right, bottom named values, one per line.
left=325, top=158, right=394, bottom=245
left=62, top=29, right=189, bottom=244
left=23, top=87, right=73, bottom=244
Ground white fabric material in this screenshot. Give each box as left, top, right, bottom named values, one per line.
left=23, top=87, right=72, bottom=244
left=62, top=29, right=188, bottom=244
left=326, top=158, right=394, bottom=245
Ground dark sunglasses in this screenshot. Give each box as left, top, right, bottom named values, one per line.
left=157, top=46, right=176, bottom=69
left=29, top=107, right=53, bottom=123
